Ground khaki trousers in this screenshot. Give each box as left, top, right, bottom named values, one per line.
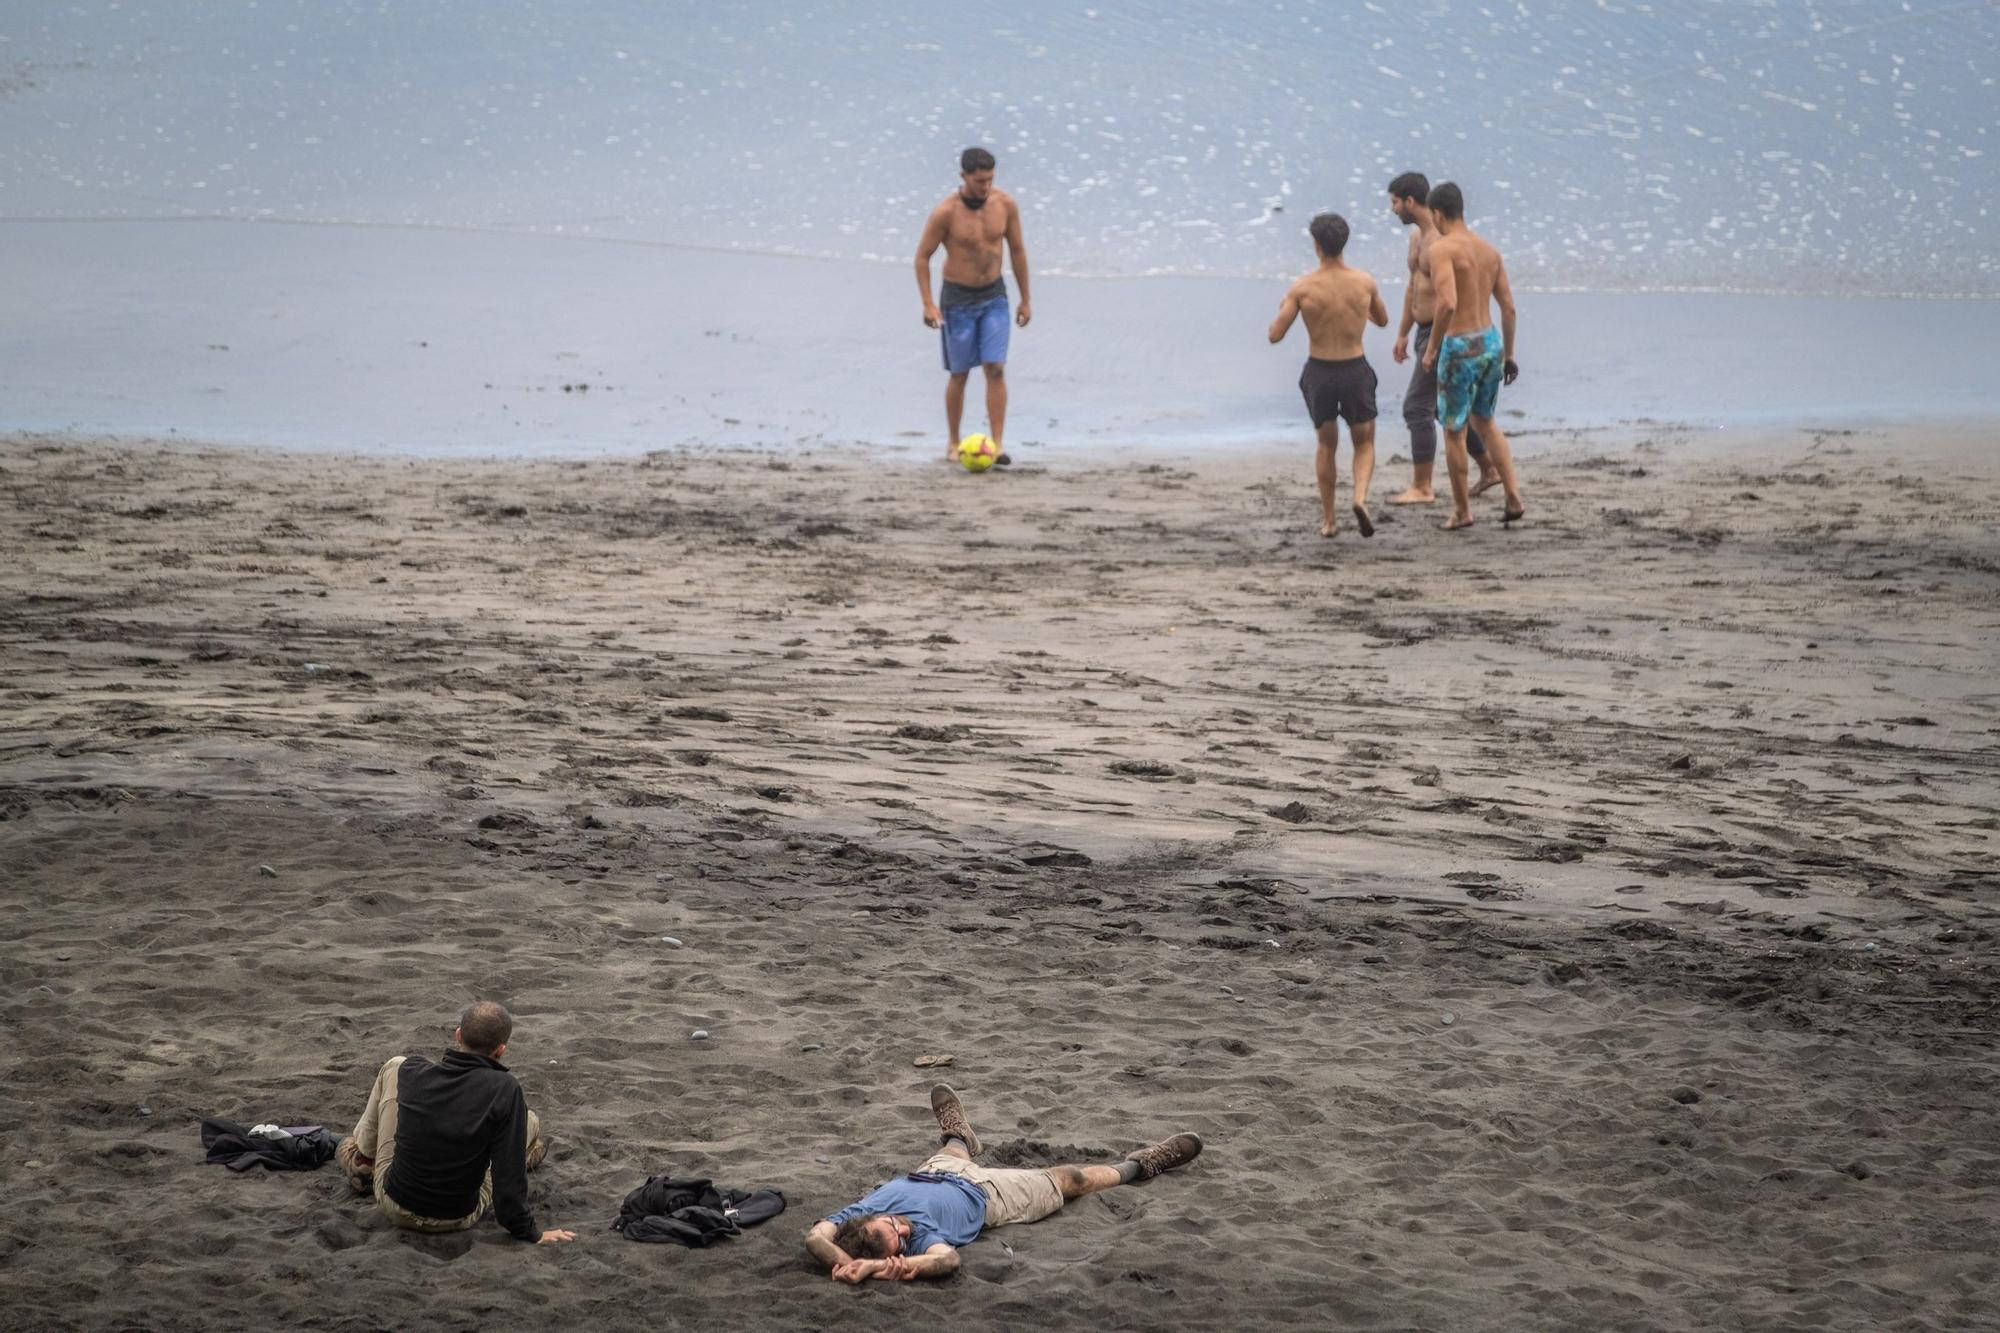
left=917, top=1150, right=1065, bottom=1228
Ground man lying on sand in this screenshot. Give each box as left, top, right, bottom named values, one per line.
left=1268, top=212, right=1389, bottom=538
left=804, top=1084, right=1202, bottom=1283
left=1421, top=182, right=1526, bottom=531
left=336, top=1001, right=576, bottom=1244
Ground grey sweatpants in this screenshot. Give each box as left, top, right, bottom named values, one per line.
left=1404, top=323, right=1486, bottom=466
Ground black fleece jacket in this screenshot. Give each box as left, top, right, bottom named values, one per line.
left=382, top=1050, right=538, bottom=1240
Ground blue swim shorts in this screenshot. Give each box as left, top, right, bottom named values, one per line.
left=941, top=296, right=1011, bottom=374
left=1436, top=325, right=1503, bottom=431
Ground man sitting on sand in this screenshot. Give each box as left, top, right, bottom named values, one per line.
left=1268, top=212, right=1389, bottom=538
left=335, top=1001, right=576, bottom=1244
left=804, top=1084, right=1202, bottom=1283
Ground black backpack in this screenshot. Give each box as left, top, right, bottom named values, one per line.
left=611, top=1173, right=787, bottom=1247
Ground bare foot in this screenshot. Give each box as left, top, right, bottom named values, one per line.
left=1320, top=520, right=1338, bottom=538
left=1470, top=471, right=1503, bottom=498
left=1352, top=503, right=1374, bottom=538
left=1441, top=514, right=1475, bottom=531
left=1387, top=487, right=1435, bottom=505
left=1501, top=503, right=1526, bottom=524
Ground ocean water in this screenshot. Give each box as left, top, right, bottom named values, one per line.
left=3, top=2, right=1997, bottom=452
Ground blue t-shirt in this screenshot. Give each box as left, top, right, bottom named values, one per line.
left=823, top=1173, right=988, bottom=1254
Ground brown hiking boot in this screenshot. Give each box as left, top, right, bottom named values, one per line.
left=1126, top=1132, right=1203, bottom=1180
left=335, top=1137, right=374, bottom=1195
left=930, top=1083, right=981, bottom=1157
left=525, top=1136, right=548, bottom=1172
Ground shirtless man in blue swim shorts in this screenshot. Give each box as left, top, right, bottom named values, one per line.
left=1422, top=182, right=1525, bottom=531
left=916, top=147, right=1032, bottom=465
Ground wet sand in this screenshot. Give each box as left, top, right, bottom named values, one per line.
left=2, top=422, right=1997, bottom=1331
left=6, top=220, right=1998, bottom=456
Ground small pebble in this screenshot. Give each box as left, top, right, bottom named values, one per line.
left=257, top=864, right=277, bottom=878
left=690, top=1029, right=711, bottom=1042
left=1439, top=1013, right=1456, bottom=1026
left=814, top=1155, right=831, bottom=1164
left=1218, top=985, right=1235, bottom=995
left=1670, top=1086, right=1702, bottom=1105
left=1861, top=941, right=1879, bottom=952
left=138, top=1106, right=152, bottom=1117
left=660, top=936, right=684, bottom=947
left=800, top=1043, right=824, bottom=1053
left=23, top=1160, right=43, bottom=1170
left=54, top=953, right=70, bottom=962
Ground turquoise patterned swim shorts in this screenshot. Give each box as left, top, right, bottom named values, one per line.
left=1436, top=325, right=1503, bottom=431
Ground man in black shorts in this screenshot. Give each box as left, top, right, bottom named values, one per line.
left=1269, top=213, right=1389, bottom=537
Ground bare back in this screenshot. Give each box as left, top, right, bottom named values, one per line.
left=1433, top=228, right=1504, bottom=336
left=1292, top=266, right=1381, bottom=360
left=928, top=191, right=1015, bottom=287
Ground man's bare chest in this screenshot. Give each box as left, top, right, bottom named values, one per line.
left=945, top=209, right=1007, bottom=251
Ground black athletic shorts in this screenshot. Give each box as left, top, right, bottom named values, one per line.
left=1298, top=355, right=1378, bottom=430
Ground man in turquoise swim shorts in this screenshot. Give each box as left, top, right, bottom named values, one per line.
left=1422, top=182, right=1526, bottom=530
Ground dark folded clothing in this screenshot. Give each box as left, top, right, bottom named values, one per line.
left=201, top=1118, right=337, bottom=1172
left=611, top=1173, right=786, bottom=1247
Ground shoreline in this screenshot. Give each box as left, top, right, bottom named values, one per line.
left=5, top=220, right=1997, bottom=459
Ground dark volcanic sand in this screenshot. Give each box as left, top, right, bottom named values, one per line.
left=2, top=425, right=1997, bottom=1331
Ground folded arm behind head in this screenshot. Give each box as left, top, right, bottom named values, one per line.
left=809, top=1215, right=960, bottom=1283
left=806, top=1218, right=855, bottom=1272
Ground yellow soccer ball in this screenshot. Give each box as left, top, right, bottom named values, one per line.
left=956, top=433, right=1000, bottom=473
